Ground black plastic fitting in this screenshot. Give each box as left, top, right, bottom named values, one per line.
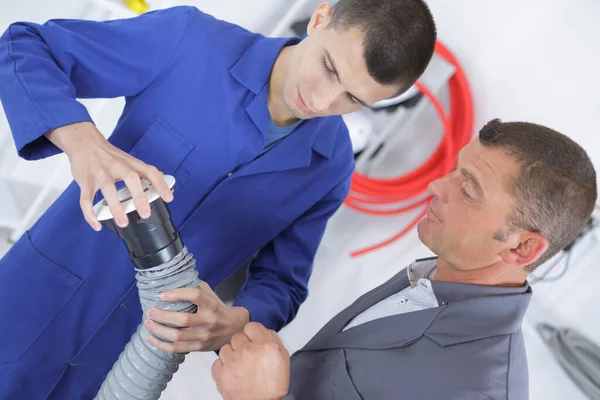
left=101, top=198, right=183, bottom=269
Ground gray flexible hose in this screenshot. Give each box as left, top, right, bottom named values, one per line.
left=537, top=323, right=600, bottom=399
left=95, top=247, right=201, bottom=400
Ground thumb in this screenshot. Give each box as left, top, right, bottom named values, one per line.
left=211, top=358, right=223, bottom=383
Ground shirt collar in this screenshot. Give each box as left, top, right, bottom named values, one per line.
left=409, top=257, right=532, bottom=346
left=407, top=258, right=437, bottom=288
left=408, top=256, right=530, bottom=300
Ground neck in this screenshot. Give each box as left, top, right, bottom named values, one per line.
left=433, top=258, right=527, bottom=287
left=268, top=46, right=299, bottom=126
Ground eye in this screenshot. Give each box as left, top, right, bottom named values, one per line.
left=347, top=94, right=358, bottom=104
left=322, top=58, right=334, bottom=75
left=462, top=188, right=474, bottom=200
left=461, top=182, right=474, bottom=201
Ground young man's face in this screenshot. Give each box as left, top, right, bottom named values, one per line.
left=417, top=138, right=524, bottom=270
left=282, top=4, right=400, bottom=119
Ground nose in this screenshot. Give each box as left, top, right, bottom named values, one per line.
left=427, top=175, right=450, bottom=203
left=311, top=84, right=344, bottom=113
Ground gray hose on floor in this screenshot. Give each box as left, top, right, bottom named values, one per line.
left=95, top=247, right=201, bottom=399
left=537, top=323, right=600, bottom=399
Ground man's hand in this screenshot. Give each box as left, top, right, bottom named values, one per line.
left=144, top=282, right=250, bottom=352
left=45, top=121, right=173, bottom=231
left=212, top=322, right=291, bottom=400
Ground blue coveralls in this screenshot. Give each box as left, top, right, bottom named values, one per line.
left=0, top=6, right=354, bottom=399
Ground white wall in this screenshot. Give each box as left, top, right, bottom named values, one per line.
left=426, top=0, right=600, bottom=167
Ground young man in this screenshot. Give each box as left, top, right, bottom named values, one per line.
left=0, top=0, right=436, bottom=398
left=212, top=119, right=598, bottom=400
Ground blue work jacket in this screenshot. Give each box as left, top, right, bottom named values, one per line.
left=0, top=6, right=354, bottom=399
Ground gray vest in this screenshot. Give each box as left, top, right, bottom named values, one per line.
left=287, top=264, right=532, bottom=400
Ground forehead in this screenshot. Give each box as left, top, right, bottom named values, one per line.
left=460, top=138, right=520, bottom=196
left=318, top=26, right=400, bottom=102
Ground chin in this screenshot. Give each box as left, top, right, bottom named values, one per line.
left=417, top=221, right=439, bottom=254
left=416, top=219, right=430, bottom=242
left=280, top=98, right=299, bottom=120
left=417, top=224, right=428, bottom=248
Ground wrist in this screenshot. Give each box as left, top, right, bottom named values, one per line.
left=45, top=121, right=100, bottom=156
left=229, top=306, right=250, bottom=331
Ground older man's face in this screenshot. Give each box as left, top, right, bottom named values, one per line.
left=417, top=138, right=521, bottom=270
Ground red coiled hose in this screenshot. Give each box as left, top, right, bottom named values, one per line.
left=345, top=42, right=474, bottom=257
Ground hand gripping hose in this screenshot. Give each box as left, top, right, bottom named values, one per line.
left=93, top=176, right=201, bottom=400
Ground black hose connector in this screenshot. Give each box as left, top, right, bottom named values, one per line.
left=101, top=198, right=183, bottom=269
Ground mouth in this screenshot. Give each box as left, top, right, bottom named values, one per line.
left=297, top=90, right=315, bottom=115
left=426, top=206, right=442, bottom=223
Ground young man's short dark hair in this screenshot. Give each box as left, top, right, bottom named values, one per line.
left=330, top=0, right=437, bottom=93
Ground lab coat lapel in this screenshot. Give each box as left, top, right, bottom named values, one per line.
left=301, top=269, right=415, bottom=352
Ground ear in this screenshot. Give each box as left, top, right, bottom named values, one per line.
left=307, top=3, right=334, bottom=35
left=499, top=231, right=549, bottom=268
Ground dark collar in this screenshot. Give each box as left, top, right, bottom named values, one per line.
left=420, top=256, right=532, bottom=345
left=300, top=262, right=532, bottom=352
left=425, top=279, right=531, bottom=346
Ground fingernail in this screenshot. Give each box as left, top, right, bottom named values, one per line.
left=94, top=223, right=102, bottom=231
left=160, top=292, right=172, bottom=300
left=144, top=320, right=150, bottom=327
left=148, top=309, right=155, bottom=318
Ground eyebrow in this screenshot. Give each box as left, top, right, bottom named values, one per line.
left=324, top=49, right=371, bottom=108
left=461, top=168, right=485, bottom=198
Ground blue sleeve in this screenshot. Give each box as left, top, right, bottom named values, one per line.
left=0, top=6, right=193, bottom=160
left=233, top=171, right=353, bottom=331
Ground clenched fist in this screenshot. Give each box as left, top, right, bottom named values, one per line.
left=212, top=322, right=291, bottom=400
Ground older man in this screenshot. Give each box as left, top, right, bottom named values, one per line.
left=211, top=118, right=597, bottom=400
